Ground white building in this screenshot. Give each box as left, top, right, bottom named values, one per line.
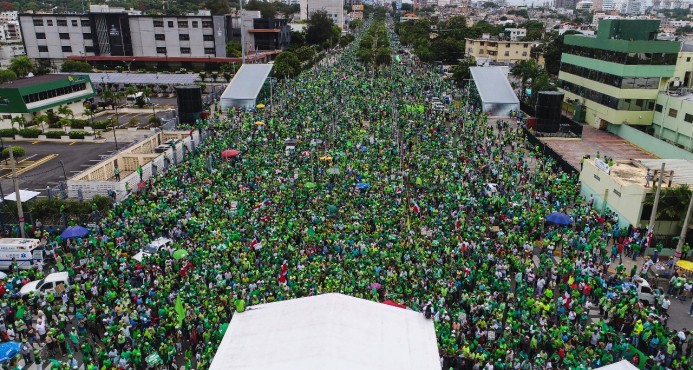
left=504, top=28, right=526, bottom=41
left=300, top=0, right=345, bottom=29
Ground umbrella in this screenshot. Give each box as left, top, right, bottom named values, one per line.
left=326, top=205, right=338, bottom=213
left=545, top=212, right=573, bottom=225
left=301, top=151, right=311, bottom=157
left=221, top=149, right=240, bottom=158
left=356, top=182, right=371, bottom=190
left=254, top=121, right=265, bottom=126
left=676, top=260, right=693, bottom=272
left=359, top=146, right=368, bottom=152
left=370, top=282, right=382, bottom=290
left=319, top=155, right=332, bottom=161
left=0, top=342, right=21, bottom=363
left=382, top=300, right=408, bottom=310
left=60, top=226, right=89, bottom=239
left=172, top=250, right=188, bottom=260
left=304, top=182, right=317, bottom=189
left=256, top=104, right=265, bottom=109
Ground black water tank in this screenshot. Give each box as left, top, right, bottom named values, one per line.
left=535, top=91, right=564, bottom=133
left=176, top=86, right=203, bottom=125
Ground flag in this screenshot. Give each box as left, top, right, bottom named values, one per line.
left=647, top=231, right=653, bottom=248
left=250, top=237, right=262, bottom=250
left=455, top=217, right=460, bottom=231
left=253, top=199, right=270, bottom=211
left=279, top=261, right=288, bottom=284
left=412, top=202, right=420, bottom=215
left=175, top=296, right=185, bottom=326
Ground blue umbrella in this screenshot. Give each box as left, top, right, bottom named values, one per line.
left=0, top=341, right=21, bottom=363
left=545, top=212, right=573, bottom=226
left=60, top=225, right=89, bottom=239
left=356, top=182, right=371, bottom=190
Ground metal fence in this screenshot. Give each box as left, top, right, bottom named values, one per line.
left=0, top=209, right=104, bottom=235
left=522, top=127, right=578, bottom=175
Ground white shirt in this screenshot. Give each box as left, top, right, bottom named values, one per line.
left=661, top=298, right=671, bottom=309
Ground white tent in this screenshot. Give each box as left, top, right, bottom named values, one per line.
left=469, top=66, right=520, bottom=116
left=219, top=64, right=273, bottom=110
left=208, top=293, right=440, bottom=370
left=3, top=190, right=41, bottom=202
left=594, top=360, right=639, bottom=370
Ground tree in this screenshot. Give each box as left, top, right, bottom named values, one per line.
left=511, top=59, right=541, bottom=101
left=9, top=56, right=34, bottom=78
left=60, top=60, right=93, bottom=73
left=2, top=146, right=25, bottom=159
left=306, top=10, right=337, bottom=48
left=245, top=0, right=277, bottom=18
left=273, top=51, right=301, bottom=79
left=290, top=31, right=306, bottom=49
left=294, top=46, right=316, bottom=62
left=10, top=115, right=26, bottom=130
left=452, top=57, right=476, bottom=87
left=0, top=69, right=16, bottom=83
left=32, top=113, right=48, bottom=133
left=205, top=0, right=229, bottom=15
left=59, top=118, right=72, bottom=133
left=226, top=41, right=242, bottom=58
left=57, top=105, right=74, bottom=119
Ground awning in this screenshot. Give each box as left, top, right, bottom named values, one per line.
left=3, top=190, right=41, bottom=202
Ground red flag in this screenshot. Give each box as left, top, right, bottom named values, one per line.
left=412, top=202, right=420, bottom=215
left=253, top=199, right=270, bottom=211
left=455, top=217, right=460, bottom=231
left=250, top=237, right=261, bottom=250
left=279, top=261, right=288, bottom=284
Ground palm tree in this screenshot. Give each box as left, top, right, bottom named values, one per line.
left=57, top=105, right=74, bottom=119
left=652, top=185, right=692, bottom=221
left=59, top=118, right=71, bottom=133
left=10, top=116, right=26, bottom=131
left=32, top=114, right=48, bottom=133
left=9, top=56, right=34, bottom=78
left=511, top=59, right=540, bottom=102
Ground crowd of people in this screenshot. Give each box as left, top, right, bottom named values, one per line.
left=0, top=15, right=691, bottom=370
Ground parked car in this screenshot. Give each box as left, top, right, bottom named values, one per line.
left=18, top=272, right=71, bottom=297
left=132, top=237, right=172, bottom=262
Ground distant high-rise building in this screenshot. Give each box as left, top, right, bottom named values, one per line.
left=554, top=0, right=577, bottom=9
left=300, top=0, right=345, bottom=29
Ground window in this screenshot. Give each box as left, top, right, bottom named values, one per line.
left=179, top=34, right=190, bottom=41
left=59, top=33, right=70, bottom=40
left=192, top=21, right=199, bottom=28
left=71, top=20, right=78, bottom=27
left=61, top=45, right=72, bottom=52
left=46, top=20, right=53, bottom=26
left=83, top=33, right=92, bottom=39
left=655, top=104, right=663, bottom=113
left=522, top=51, right=527, bottom=56
left=506, top=43, right=510, bottom=47
left=204, top=47, right=215, bottom=54
left=203, top=35, right=214, bottom=41
left=180, top=47, right=191, bottom=54
left=688, top=57, right=691, bottom=62
left=178, top=21, right=188, bottom=28
left=154, top=20, right=164, bottom=27
left=57, top=20, right=67, bottom=27
left=168, top=21, right=174, bottom=28
left=669, top=108, right=678, bottom=118
left=33, top=19, right=43, bottom=26
left=38, top=45, right=48, bottom=52
left=202, top=21, right=213, bottom=28
left=36, top=33, right=46, bottom=39
left=85, top=46, right=95, bottom=53
left=156, top=47, right=167, bottom=54
left=685, top=113, right=693, bottom=123
left=523, top=44, right=528, bottom=48
left=504, top=51, right=509, bottom=56
left=155, top=34, right=165, bottom=41
left=81, top=20, right=90, bottom=27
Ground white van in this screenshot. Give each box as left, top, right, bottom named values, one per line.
left=0, top=238, right=49, bottom=270
left=126, top=92, right=150, bottom=105
left=19, top=272, right=71, bottom=297
left=623, top=277, right=657, bottom=306
left=132, top=237, right=172, bottom=262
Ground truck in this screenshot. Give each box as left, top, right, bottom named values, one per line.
left=0, top=238, right=52, bottom=270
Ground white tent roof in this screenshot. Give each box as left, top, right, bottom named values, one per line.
left=3, top=190, right=41, bottom=202
left=209, top=293, right=440, bottom=370
left=594, top=360, right=639, bottom=370
left=220, top=64, right=273, bottom=101
left=469, top=67, right=519, bottom=105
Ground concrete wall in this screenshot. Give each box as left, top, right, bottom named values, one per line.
left=651, top=92, right=693, bottom=151
left=67, top=130, right=202, bottom=201
left=579, top=159, right=648, bottom=228
left=607, top=123, right=693, bottom=159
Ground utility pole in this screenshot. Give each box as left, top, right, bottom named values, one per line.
left=9, top=146, right=25, bottom=238
left=240, top=0, right=245, bottom=65
left=647, top=162, right=666, bottom=253
left=674, top=193, right=693, bottom=271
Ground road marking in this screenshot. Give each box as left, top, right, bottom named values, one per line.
left=69, top=141, right=76, bottom=146
left=32, top=141, right=40, bottom=145
left=0, top=154, right=58, bottom=178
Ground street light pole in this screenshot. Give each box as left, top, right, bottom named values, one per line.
left=9, top=146, right=25, bottom=238
left=647, top=162, right=666, bottom=253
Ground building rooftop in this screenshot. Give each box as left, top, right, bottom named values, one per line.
left=0, top=74, right=65, bottom=89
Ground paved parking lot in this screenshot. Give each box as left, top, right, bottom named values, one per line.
left=0, top=140, right=130, bottom=198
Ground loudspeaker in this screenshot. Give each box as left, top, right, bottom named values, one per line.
left=176, top=86, right=203, bottom=125
left=535, top=91, right=564, bottom=133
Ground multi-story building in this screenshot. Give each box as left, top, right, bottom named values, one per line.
left=554, top=0, right=577, bottom=9
left=18, top=5, right=290, bottom=70
left=300, top=0, right=345, bottom=29
left=557, top=19, right=681, bottom=128
left=504, top=28, right=526, bottom=41
left=0, top=74, right=95, bottom=129
left=465, top=36, right=536, bottom=64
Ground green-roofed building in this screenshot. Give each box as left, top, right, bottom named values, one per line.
left=558, top=19, right=681, bottom=128
left=0, top=74, right=95, bottom=129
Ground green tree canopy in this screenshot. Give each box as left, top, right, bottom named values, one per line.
left=61, top=60, right=93, bottom=73
left=273, top=51, right=301, bottom=78
left=306, top=10, right=338, bottom=48
left=9, top=56, right=34, bottom=78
